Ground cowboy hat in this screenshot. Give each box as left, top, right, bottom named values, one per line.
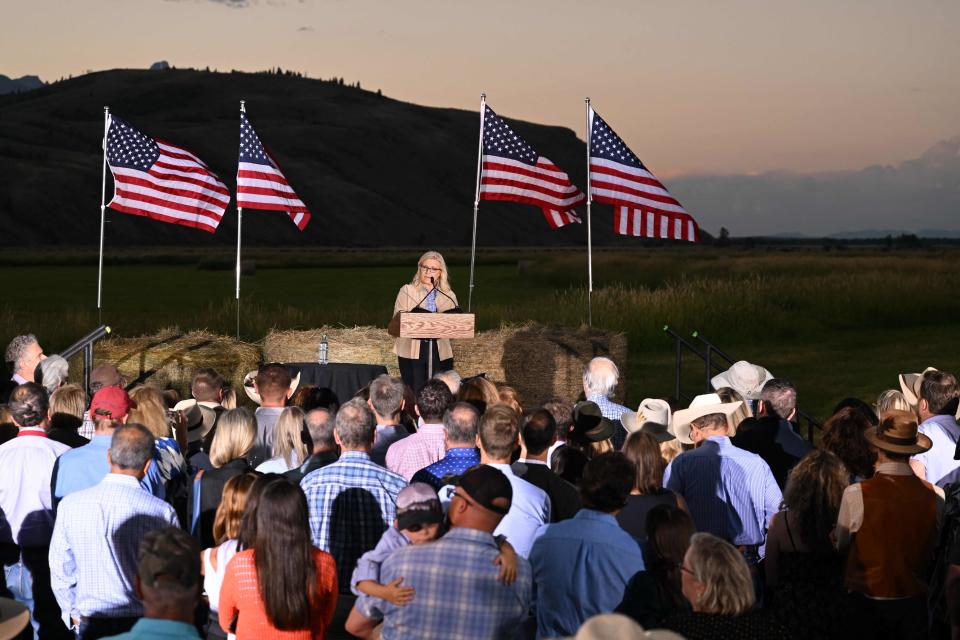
left=242, top=368, right=301, bottom=406
left=571, top=401, right=615, bottom=443
left=898, top=367, right=939, bottom=408
left=172, top=398, right=215, bottom=444
left=621, top=398, right=672, bottom=436
left=864, top=409, right=932, bottom=455
left=672, top=393, right=746, bottom=444
left=711, top=360, right=773, bottom=400
left=571, top=613, right=685, bottom=640
left=0, top=597, right=29, bottom=640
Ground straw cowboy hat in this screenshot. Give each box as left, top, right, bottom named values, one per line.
left=173, top=398, right=215, bottom=444
left=0, top=598, right=29, bottom=640
left=898, top=366, right=939, bottom=408
left=621, top=399, right=672, bottom=435
left=570, top=613, right=685, bottom=640
left=242, top=368, right=301, bottom=405
left=671, top=393, right=746, bottom=445
left=711, top=360, right=773, bottom=400
left=864, top=409, right=932, bottom=455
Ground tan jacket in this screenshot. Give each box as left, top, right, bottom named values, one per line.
left=392, top=283, right=459, bottom=360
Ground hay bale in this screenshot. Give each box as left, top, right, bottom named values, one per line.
left=263, top=324, right=627, bottom=405
left=264, top=327, right=400, bottom=377
left=93, top=328, right=261, bottom=398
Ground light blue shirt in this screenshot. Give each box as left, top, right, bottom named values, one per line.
left=586, top=393, right=630, bottom=421
left=102, top=618, right=200, bottom=640
left=49, top=474, right=180, bottom=622
left=914, top=414, right=960, bottom=487
left=529, top=509, right=645, bottom=638
left=665, top=435, right=781, bottom=548
left=487, top=463, right=551, bottom=558
left=52, top=434, right=163, bottom=504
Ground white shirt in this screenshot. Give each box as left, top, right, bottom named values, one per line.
left=487, top=462, right=551, bottom=558
left=913, top=414, right=960, bottom=487
left=255, top=454, right=301, bottom=474
left=0, top=429, right=69, bottom=547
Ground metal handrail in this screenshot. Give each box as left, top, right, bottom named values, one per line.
left=61, top=325, right=111, bottom=394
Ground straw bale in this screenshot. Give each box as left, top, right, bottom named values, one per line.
left=93, top=327, right=261, bottom=398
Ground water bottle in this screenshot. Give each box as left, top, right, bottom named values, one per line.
left=318, top=335, right=328, bottom=365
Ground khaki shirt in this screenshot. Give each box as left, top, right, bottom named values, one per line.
left=392, top=283, right=459, bottom=361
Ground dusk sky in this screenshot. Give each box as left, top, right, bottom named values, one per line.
left=4, top=0, right=959, bottom=177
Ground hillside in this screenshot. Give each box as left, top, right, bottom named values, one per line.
left=0, top=68, right=614, bottom=247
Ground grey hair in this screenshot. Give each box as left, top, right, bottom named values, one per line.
left=305, top=408, right=336, bottom=449
left=433, top=369, right=462, bottom=394
left=582, top=357, right=620, bottom=398
left=37, top=355, right=69, bottom=395
left=443, top=402, right=479, bottom=445
left=110, top=423, right=155, bottom=470
left=5, top=334, right=38, bottom=369
left=760, top=378, right=797, bottom=420
left=335, top=398, right=375, bottom=449
left=369, top=374, right=404, bottom=418
left=685, top=532, right=755, bottom=615
left=8, top=382, right=49, bottom=427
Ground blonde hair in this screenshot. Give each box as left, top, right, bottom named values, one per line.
left=271, top=406, right=308, bottom=469
left=410, top=251, right=452, bottom=292
left=876, top=389, right=911, bottom=416
left=221, top=386, right=237, bottom=410
left=128, top=386, right=172, bottom=438
left=659, top=438, right=684, bottom=464
left=685, top=532, right=755, bottom=615
left=586, top=438, right=614, bottom=458
left=209, top=408, right=257, bottom=467
left=212, top=472, right=258, bottom=545
left=50, top=384, right=87, bottom=420
left=497, top=385, right=523, bottom=416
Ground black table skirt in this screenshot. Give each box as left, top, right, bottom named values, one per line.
left=285, top=362, right=389, bottom=404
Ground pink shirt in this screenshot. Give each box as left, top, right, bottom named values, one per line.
left=385, top=423, right=446, bottom=481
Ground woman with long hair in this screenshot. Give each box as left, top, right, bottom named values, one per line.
left=128, top=384, right=188, bottom=504
left=821, top=406, right=876, bottom=481
left=617, top=431, right=687, bottom=541
left=202, top=472, right=258, bottom=640
left=457, top=375, right=500, bottom=415
left=390, top=251, right=459, bottom=393
left=616, top=504, right=695, bottom=628
left=219, top=478, right=338, bottom=639
left=765, top=449, right=848, bottom=639
left=255, top=406, right=308, bottom=473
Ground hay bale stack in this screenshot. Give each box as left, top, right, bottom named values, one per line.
left=93, top=328, right=261, bottom=397
left=264, top=327, right=400, bottom=376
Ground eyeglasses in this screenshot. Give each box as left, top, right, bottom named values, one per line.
left=419, top=265, right=442, bottom=273
left=679, top=563, right=696, bottom=577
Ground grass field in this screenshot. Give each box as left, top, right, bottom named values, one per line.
left=2, top=246, right=960, bottom=425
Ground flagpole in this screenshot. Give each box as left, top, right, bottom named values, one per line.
left=585, top=98, right=593, bottom=327
left=236, top=100, right=245, bottom=339
left=97, top=106, right=110, bottom=323
left=467, top=93, right=486, bottom=313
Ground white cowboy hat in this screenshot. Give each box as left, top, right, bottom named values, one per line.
left=572, top=613, right=685, bottom=640
left=711, top=360, right=773, bottom=400
left=671, top=393, right=746, bottom=444
left=621, top=398, right=672, bottom=436
left=172, top=398, right=214, bottom=444
left=898, top=366, right=939, bottom=408
left=242, top=368, right=301, bottom=406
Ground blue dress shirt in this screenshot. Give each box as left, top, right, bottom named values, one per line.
left=410, top=447, right=480, bottom=490
left=52, top=434, right=163, bottom=505
left=665, top=435, right=781, bottom=548
left=529, top=509, right=645, bottom=638
left=101, top=618, right=200, bottom=639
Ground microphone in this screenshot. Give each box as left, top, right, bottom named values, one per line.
left=431, top=277, right=462, bottom=313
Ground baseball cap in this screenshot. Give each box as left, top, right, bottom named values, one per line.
left=457, top=465, right=512, bottom=515
left=396, top=483, right=443, bottom=531
left=90, top=386, right=137, bottom=420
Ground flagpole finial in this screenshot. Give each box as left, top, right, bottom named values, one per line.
left=585, top=97, right=590, bottom=105
left=240, top=100, right=246, bottom=113
left=480, top=92, right=486, bottom=100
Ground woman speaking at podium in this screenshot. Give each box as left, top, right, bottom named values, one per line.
left=392, top=251, right=459, bottom=392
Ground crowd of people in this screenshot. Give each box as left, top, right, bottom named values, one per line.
left=4, top=330, right=960, bottom=640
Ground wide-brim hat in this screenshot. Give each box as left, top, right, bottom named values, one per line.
left=173, top=399, right=212, bottom=443
left=898, top=367, right=939, bottom=408
left=571, top=613, right=685, bottom=640
left=621, top=398, right=672, bottom=436
left=672, top=393, right=746, bottom=444
left=242, top=369, right=301, bottom=406
left=0, top=597, right=29, bottom=640
left=572, top=401, right=615, bottom=443
left=711, top=360, right=773, bottom=400
left=864, top=411, right=932, bottom=455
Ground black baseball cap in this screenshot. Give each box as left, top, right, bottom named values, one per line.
left=457, top=465, right=512, bottom=515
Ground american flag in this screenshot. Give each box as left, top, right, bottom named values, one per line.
left=236, top=112, right=311, bottom=230
left=589, top=108, right=699, bottom=242
left=105, top=116, right=229, bottom=233
left=479, top=105, right=585, bottom=229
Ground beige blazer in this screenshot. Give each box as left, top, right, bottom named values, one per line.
left=392, top=283, right=459, bottom=361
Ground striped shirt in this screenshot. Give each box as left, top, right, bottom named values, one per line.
left=665, top=436, right=781, bottom=548
left=301, top=451, right=406, bottom=590
left=49, top=474, right=180, bottom=621
left=0, top=429, right=69, bottom=547
left=385, top=424, right=447, bottom=481
left=376, top=527, right=532, bottom=640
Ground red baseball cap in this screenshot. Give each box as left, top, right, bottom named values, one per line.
left=90, top=386, right=137, bottom=420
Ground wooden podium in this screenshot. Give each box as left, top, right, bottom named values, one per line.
left=397, top=312, right=475, bottom=378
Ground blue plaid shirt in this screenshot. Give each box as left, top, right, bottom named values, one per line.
left=376, top=527, right=533, bottom=640
left=301, top=451, right=406, bottom=590
left=586, top=393, right=630, bottom=421
left=49, top=474, right=180, bottom=622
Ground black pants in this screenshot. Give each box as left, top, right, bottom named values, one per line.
left=842, top=592, right=927, bottom=640
left=78, top=616, right=138, bottom=640
left=398, top=340, right=452, bottom=393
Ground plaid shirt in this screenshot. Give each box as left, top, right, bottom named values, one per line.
left=385, top=423, right=447, bottom=481
left=376, top=527, right=533, bottom=640
left=301, top=451, right=407, bottom=590
left=586, top=393, right=630, bottom=421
